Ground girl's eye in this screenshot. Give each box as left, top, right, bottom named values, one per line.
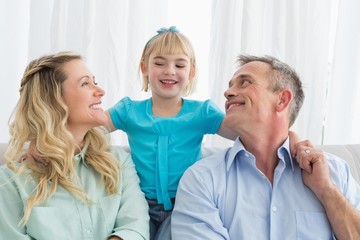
left=176, top=65, right=186, bottom=68
left=155, top=62, right=164, bottom=66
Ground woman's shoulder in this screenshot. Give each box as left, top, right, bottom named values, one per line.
left=0, top=163, right=22, bottom=177
left=0, top=164, right=13, bottom=179
left=0, top=163, right=35, bottom=191
left=109, top=146, right=132, bottom=164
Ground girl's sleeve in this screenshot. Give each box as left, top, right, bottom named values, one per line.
left=110, top=147, right=150, bottom=240
left=108, top=97, right=132, bottom=131
left=0, top=167, right=31, bottom=239
left=202, top=100, right=225, bottom=134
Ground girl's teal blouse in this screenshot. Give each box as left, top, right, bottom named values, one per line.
left=109, top=97, right=224, bottom=210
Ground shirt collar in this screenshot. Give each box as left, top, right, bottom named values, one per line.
left=74, top=146, right=89, bottom=168
left=226, top=138, right=248, bottom=171
left=278, top=137, right=295, bottom=171
left=226, top=137, right=295, bottom=171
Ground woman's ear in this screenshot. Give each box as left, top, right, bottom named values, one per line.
left=276, top=89, right=292, bottom=112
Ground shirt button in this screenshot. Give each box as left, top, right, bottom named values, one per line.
left=272, top=206, right=277, bottom=212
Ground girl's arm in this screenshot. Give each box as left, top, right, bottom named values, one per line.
left=217, top=123, right=302, bottom=158
left=104, top=110, right=117, bottom=133
left=288, top=130, right=302, bottom=157
left=217, top=123, right=238, bottom=141
left=19, top=111, right=116, bottom=165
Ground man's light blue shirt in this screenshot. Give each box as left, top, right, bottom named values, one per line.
left=172, top=138, right=360, bottom=239
left=109, top=97, right=224, bottom=210
left=0, top=146, right=149, bottom=240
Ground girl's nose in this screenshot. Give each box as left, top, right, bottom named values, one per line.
left=164, top=65, right=176, bottom=75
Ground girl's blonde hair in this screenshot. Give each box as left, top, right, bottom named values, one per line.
left=140, top=27, right=197, bottom=96
left=5, top=51, right=120, bottom=225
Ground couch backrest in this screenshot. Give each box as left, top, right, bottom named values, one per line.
left=1, top=143, right=359, bottom=183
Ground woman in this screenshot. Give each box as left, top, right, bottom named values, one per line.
left=0, top=51, right=149, bottom=240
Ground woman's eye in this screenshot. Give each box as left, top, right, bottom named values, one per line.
left=93, top=81, right=98, bottom=86
left=81, top=81, right=89, bottom=87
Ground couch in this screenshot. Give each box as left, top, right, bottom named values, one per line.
left=1, top=143, right=359, bottom=184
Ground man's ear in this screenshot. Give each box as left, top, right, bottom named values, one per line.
left=276, top=89, right=292, bottom=112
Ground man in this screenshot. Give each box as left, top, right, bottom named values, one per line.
left=171, top=55, right=360, bottom=239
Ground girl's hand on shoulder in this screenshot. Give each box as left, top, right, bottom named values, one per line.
left=18, top=140, right=49, bottom=166
left=288, top=130, right=302, bottom=157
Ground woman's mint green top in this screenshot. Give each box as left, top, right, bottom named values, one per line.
left=0, top=146, right=149, bottom=240
left=109, top=97, right=224, bottom=210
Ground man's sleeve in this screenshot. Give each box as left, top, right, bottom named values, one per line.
left=171, top=166, right=230, bottom=239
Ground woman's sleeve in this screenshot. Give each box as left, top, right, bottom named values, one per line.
left=0, top=167, right=31, bottom=239
left=110, top=147, right=150, bottom=240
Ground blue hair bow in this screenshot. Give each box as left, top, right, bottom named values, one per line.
left=156, top=26, right=179, bottom=34
left=145, top=26, right=180, bottom=47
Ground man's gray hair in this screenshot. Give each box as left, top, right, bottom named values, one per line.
left=238, top=55, right=304, bottom=127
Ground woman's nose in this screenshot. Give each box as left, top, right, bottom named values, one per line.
left=95, top=85, right=105, bottom=96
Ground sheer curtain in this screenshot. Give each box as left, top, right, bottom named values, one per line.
left=1, top=0, right=359, bottom=146
left=0, top=0, right=168, bottom=145
left=207, top=0, right=360, bottom=147
left=325, top=0, right=360, bottom=144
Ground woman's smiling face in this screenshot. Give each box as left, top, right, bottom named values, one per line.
left=62, top=59, right=107, bottom=133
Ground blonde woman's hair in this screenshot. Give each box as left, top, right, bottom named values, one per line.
left=140, top=27, right=197, bottom=96
left=5, top=51, right=120, bottom=225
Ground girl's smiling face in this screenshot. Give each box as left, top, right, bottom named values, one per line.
left=143, top=53, right=192, bottom=100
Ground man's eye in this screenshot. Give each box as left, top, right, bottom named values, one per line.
left=93, top=81, right=98, bottom=86
left=241, top=80, right=251, bottom=86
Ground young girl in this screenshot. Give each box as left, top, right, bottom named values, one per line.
left=105, top=26, right=235, bottom=240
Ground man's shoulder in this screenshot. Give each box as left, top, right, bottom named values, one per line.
left=318, top=151, right=352, bottom=175
left=185, top=148, right=229, bottom=177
